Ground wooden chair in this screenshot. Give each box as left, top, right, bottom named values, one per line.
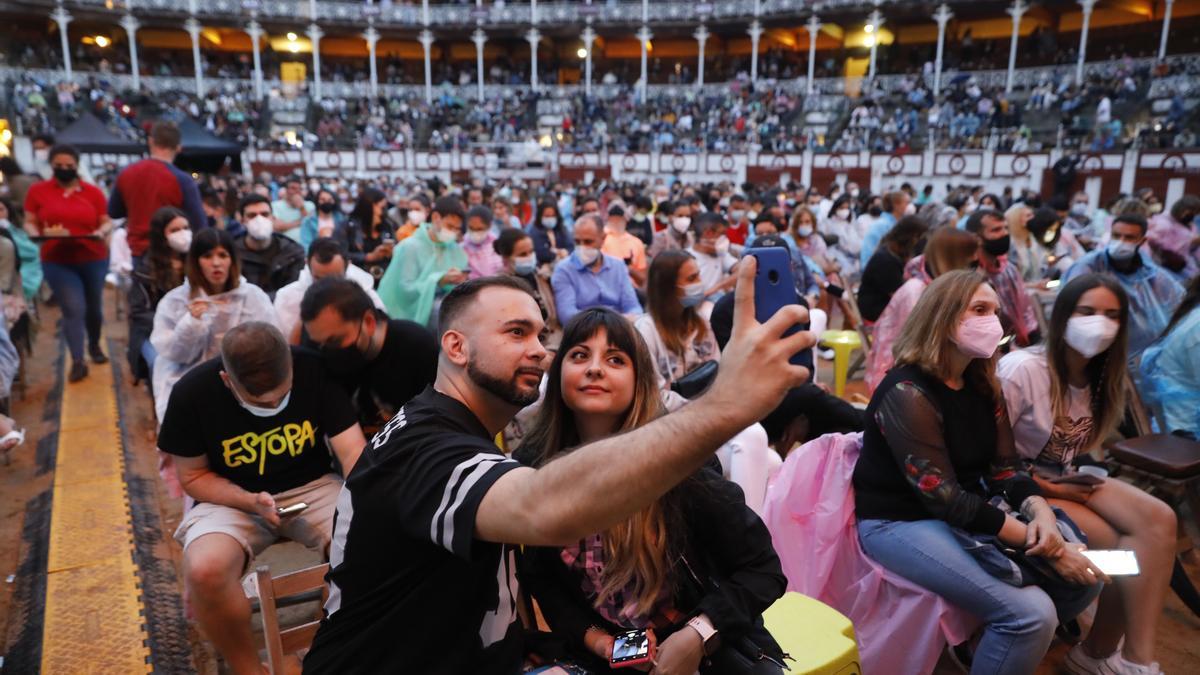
left=1103, top=384, right=1200, bottom=618
left=252, top=563, right=330, bottom=674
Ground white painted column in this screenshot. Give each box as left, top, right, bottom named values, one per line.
left=694, top=24, right=709, bottom=87
left=184, top=18, right=204, bottom=97
left=932, top=4, right=951, bottom=97
left=1076, top=0, right=1097, bottom=85
left=247, top=20, right=264, bottom=100
left=748, top=21, right=763, bottom=84
left=419, top=30, right=434, bottom=104
left=51, top=5, right=73, bottom=79
left=1159, top=0, right=1175, bottom=61
left=1005, top=0, right=1026, bottom=94
left=582, top=25, right=596, bottom=96
left=364, top=21, right=380, bottom=98
left=472, top=28, right=487, bottom=101
left=637, top=25, right=652, bottom=104
left=867, top=9, right=882, bottom=81
left=526, top=28, right=541, bottom=90
left=120, top=13, right=141, bottom=91
left=308, top=23, right=323, bottom=100
left=805, top=15, right=821, bottom=95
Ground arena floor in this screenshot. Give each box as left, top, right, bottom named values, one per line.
left=0, top=288, right=1196, bottom=674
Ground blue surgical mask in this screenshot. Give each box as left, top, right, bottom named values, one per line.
left=1106, top=239, right=1139, bottom=262
left=796, top=226, right=814, bottom=238
left=513, top=255, right=537, bottom=275
left=680, top=282, right=706, bottom=308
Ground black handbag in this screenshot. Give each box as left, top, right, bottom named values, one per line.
left=670, top=361, right=719, bottom=399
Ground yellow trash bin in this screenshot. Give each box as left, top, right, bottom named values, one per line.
left=763, top=593, right=861, bottom=674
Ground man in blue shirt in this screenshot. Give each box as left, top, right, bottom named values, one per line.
left=859, top=190, right=912, bottom=268
left=1064, top=213, right=1185, bottom=356
left=551, top=214, right=642, bottom=323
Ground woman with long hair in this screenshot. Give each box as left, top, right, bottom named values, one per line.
left=855, top=270, right=1105, bottom=675
left=865, top=227, right=980, bottom=392
left=494, top=228, right=559, bottom=340
left=530, top=200, right=575, bottom=266
left=149, top=228, right=276, bottom=424
left=128, top=206, right=191, bottom=383
left=517, top=308, right=786, bottom=674
left=299, top=187, right=345, bottom=252
left=336, top=187, right=396, bottom=284
left=1140, top=275, right=1200, bottom=439
left=634, top=250, right=780, bottom=513
left=999, top=273, right=1175, bottom=675
left=857, top=215, right=929, bottom=322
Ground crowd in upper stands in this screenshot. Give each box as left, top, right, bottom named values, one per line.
left=2, top=103, right=1199, bottom=675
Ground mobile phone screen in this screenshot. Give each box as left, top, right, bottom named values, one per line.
left=1083, top=550, right=1140, bottom=576
left=610, top=629, right=651, bottom=664
left=1049, top=473, right=1105, bottom=486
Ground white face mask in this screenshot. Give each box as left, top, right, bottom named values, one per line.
left=1064, top=315, right=1120, bottom=359
left=729, top=209, right=746, bottom=222
left=230, top=381, right=291, bottom=418
left=513, top=255, right=537, bottom=275
left=575, top=245, right=601, bottom=266
left=904, top=202, right=917, bottom=216
left=437, top=227, right=459, bottom=244
left=166, top=228, right=193, bottom=254
left=0, top=218, right=10, bottom=230
left=541, top=217, right=558, bottom=229
left=714, top=235, right=731, bottom=254
left=836, top=208, right=851, bottom=220
left=671, top=216, right=691, bottom=234
left=747, top=210, right=759, bottom=221
left=408, top=209, right=426, bottom=225
left=34, top=148, right=49, bottom=163
left=796, top=226, right=814, bottom=238
left=246, top=215, right=274, bottom=241
left=466, top=230, right=489, bottom=245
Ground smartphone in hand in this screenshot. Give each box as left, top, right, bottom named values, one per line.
left=276, top=502, right=309, bottom=517
left=610, top=629, right=654, bottom=669
left=746, top=246, right=807, bottom=366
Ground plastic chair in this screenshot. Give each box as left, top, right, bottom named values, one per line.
left=762, top=592, right=862, bottom=675
left=819, top=330, right=863, bottom=398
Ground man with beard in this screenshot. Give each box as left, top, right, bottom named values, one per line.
left=304, top=269, right=814, bottom=673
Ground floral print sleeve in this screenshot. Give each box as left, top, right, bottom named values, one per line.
left=987, top=394, right=1042, bottom=510
left=875, top=381, right=1008, bottom=534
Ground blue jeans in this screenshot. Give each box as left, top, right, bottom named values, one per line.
left=858, top=518, right=1101, bottom=675
left=42, top=259, right=108, bottom=363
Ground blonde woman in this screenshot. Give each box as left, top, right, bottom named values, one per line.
left=1006, top=203, right=1039, bottom=283
left=517, top=308, right=786, bottom=674
left=854, top=270, right=1105, bottom=675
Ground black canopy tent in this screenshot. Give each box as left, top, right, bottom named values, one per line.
left=174, top=118, right=244, bottom=174
left=54, top=113, right=145, bottom=155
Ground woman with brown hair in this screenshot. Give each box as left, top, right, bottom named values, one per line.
left=854, top=270, right=1105, bottom=675
left=150, top=228, right=277, bottom=424
left=865, top=227, right=980, bottom=392
left=128, top=206, right=192, bottom=383
left=517, top=307, right=786, bottom=674
left=999, top=274, right=1175, bottom=675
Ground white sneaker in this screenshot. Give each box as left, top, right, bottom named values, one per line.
left=1099, top=652, right=1162, bottom=675
left=1064, top=644, right=1110, bottom=675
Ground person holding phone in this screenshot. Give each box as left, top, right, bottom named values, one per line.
left=516, top=308, right=787, bottom=674
left=303, top=268, right=812, bottom=673
left=998, top=274, right=1175, bottom=675
left=854, top=270, right=1105, bottom=675
left=22, top=143, right=113, bottom=382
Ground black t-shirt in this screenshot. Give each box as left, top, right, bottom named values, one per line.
left=330, top=319, right=438, bottom=429
left=157, top=348, right=359, bottom=495
left=303, top=387, right=524, bottom=674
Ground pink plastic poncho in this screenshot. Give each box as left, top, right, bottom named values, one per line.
left=762, top=432, right=979, bottom=675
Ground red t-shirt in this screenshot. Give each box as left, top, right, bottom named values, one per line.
left=24, top=180, right=109, bottom=265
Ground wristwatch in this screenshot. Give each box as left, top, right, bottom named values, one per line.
left=687, top=614, right=720, bottom=655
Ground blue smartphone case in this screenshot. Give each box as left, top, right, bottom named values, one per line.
left=746, top=246, right=807, bottom=366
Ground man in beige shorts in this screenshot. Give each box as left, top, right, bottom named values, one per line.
left=158, top=322, right=365, bottom=675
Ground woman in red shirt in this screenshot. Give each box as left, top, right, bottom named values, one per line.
left=23, top=144, right=112, bottom=382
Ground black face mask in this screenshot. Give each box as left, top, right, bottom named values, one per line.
left=317, top=202, right=337, bottom=214
left=53, top=167, right=78, bottom=184
left=320, top=319, right=370, bottom=374
left=982, top=234, right=1011, bottom=256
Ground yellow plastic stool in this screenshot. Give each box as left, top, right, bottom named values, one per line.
left=763, top=593, right=861, bottom=674
left=819, top=330, right=863, bottom=399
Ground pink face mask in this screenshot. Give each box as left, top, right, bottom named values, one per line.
left=952, top=314, right=1004, bottom=359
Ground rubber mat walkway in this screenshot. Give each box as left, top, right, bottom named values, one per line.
left=40, top=359, right=150, bottom=673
